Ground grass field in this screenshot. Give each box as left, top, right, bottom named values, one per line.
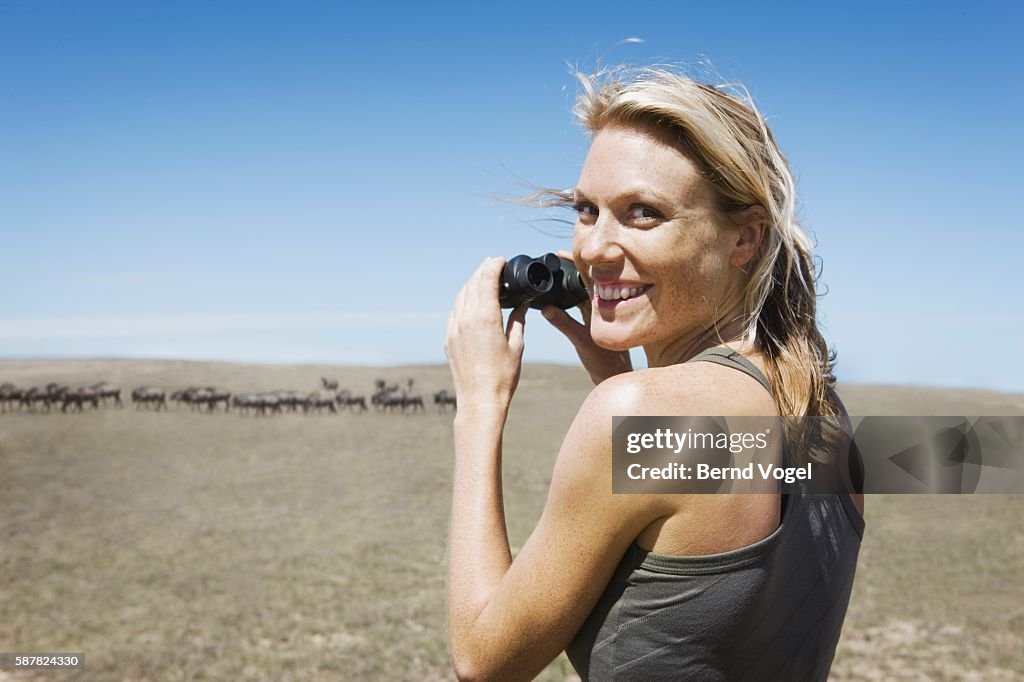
left=1, top=359, right=1022, bottom=681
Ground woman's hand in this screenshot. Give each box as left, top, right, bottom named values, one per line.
left=445, top=257, right=529, bottom=412
left=540, top=253, right=632, bottom=384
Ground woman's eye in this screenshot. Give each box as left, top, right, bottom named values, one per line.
left=627, top=206, right=661, bottom=222
left=572, top=202, right=598, bottom=218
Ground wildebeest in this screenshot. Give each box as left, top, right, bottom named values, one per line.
left=62, top=386, right=100, bottom=412
left=403, top=394, right=425, bottom=413
left=374, top=379, right=399, bottom=395
left=335, top=389, right=367, bottom=413
left=273, top=390, right=306, bottom=413
left=321, top=377, right=339, bottom=391
left=371, top=385, right=395, bottom=412
left=205, top=387, right=231, bottom=412
left=303, top=391, right=337, bottom=414
left=434, top=389, right=457, bottom=413
left=231, top=393, right=257, bottom=415
left=19, top=385, right=66, bottom=412
left=372, top=384, right=424, bottom=414
left=2, top=375, right=437, bottom=418
left=0, top=383, right=16, bottom=411
left=171, top=387, right=210, bottom=410
left=131, top=386, right=167, bottom=410
left=91, top=382, right=123, bottom=408
left=186, top=388, right=214, bottom=412
left=170, top=388, right=195, bottom=408
left=170, top=386, right=231, bottom=412
left=232, top=393, right=281, bottom=417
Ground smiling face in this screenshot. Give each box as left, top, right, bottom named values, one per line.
left=572, top=124, right=748, bottom=357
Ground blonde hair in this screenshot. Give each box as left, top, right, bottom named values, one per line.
left=556, top=65, right=840, bottom=458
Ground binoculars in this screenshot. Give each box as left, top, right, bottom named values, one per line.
left=499, top=253, right=590, bottom=309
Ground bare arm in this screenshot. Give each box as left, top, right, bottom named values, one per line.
left=446, top=376, right=666, bottom=681
left=444, top=258, right=666, bottom=680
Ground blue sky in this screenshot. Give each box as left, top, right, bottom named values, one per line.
left=1, top=1, right=1021, bottom=391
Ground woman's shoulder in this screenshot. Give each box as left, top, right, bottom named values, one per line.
left=586, top=360, right=779, bottom=418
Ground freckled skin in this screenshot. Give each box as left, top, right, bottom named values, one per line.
left=572, top=124, right=749, bottom=364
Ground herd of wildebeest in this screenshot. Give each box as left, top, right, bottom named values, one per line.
left=0, top=377, right=458, bottom=416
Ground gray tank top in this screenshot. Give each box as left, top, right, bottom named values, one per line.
left=565, top=347, right=865, bottom=681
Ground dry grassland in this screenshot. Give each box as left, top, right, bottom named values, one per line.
left=1, top=359, right=1022, bottom=681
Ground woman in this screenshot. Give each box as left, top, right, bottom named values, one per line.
left=445, top=65, right=865, bottom=681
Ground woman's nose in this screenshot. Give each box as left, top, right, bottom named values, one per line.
left=576, top=215, right=625, bottom=266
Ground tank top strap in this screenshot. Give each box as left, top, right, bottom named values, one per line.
left=685, top=346, right=773, bottom=396
left=686, top=346, right=794, bottom=469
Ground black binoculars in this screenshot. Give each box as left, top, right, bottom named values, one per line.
left=499, top=253, right=590, bottom=309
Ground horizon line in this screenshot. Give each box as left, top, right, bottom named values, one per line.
left=1, top=354, right=1021, bottom=397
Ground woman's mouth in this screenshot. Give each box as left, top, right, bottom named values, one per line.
left=592, top=283, right=652, bottom=307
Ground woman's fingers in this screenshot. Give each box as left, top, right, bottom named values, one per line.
left=541, top=303, right=632, bottom=384
left=550, top=251, right=594, bottom=326
left=505, top=304, right=528, bottom=356
left=541, top=306, right=588, bottom=347
left=576, top=300, right=592, bottom=326
left=447, top=257, right=522, bottom=354
left=445, top=258, right=528, bottom=405
left=463, top=257, right=505, bottom=320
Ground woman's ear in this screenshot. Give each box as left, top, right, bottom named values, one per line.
left=728, top=205, right=769, bottom=269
